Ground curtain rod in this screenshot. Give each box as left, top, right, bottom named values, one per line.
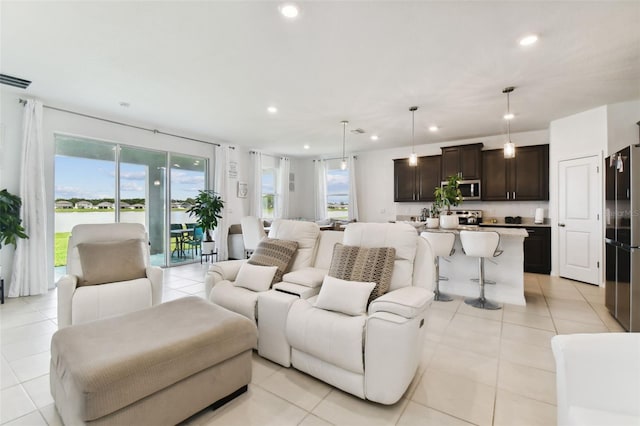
left=313, top=155, right=358, bottom=162
left=18, top=98, right=232, bottom=148
left=249, top=150, right=288, bottom=160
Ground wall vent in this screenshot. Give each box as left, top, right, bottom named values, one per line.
left=350, top=128, right=365, bottom=134
left=0, top=73, right=32, bottom=89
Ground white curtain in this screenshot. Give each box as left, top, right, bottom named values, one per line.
left=348, top=155, right=359, bottom=222
left=277, top=157, right=290, bottom=219
left=314, top=159, right=328, bottom=221
left=213, top=145, right=230, bottom=261
left=249, top=152, right=263, bottom=218
left=10, top=100, right=49, bottom=297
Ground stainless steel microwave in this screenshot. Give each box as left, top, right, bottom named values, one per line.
left=441, top=179, right=481, bottom=200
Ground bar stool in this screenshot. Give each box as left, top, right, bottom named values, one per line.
left=459, top=231, right=503, bottom=310
left=420, top=231, right=456, bottom=302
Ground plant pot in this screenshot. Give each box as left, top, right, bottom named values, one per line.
left=201, top=241, right=216, bottom=255
left=440, top=214, right=459, bottom=229
left=426, top=218, right=440, bottom=229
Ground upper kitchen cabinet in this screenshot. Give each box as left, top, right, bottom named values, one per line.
left=393, top=155, right=441, bottom=202
left=482, top=144, right=549, bottom=201
left=441, top=143, right=483, bottom=180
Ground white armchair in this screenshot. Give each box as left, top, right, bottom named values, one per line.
left=284, top=222, right=434, bottom=404
left=552, top=333, right=640, bottom=426
left=56, top=223, right=163, bottom=329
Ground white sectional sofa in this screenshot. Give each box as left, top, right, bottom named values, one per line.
left=205, top=220, right=435, bottom=404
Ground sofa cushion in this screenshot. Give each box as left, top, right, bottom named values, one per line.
left=314, top=276, right=375, bottom=316
left=210, top=280, right=260, bottom=323
left=234, top=263, right=278, bottom=292
left=286, top=298, right=367, bottom=374
left=343, top=223, right=417, bottom=291
left=313, top=231, right=344, bottom=270
left=328, top=243, right=395, bottom=304
left=282, top=267, right=327, bottom=288
left=76, top=239, right=146, bottom=286
left=268, top=220, right=320, bottom=271
left=248, top=238, right=298, bottom=284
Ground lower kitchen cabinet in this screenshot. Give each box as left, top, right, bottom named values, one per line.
left=523, top=226, right=551, bottom=274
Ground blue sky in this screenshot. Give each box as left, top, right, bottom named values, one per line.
left=55, top=156, right=204, bottom=200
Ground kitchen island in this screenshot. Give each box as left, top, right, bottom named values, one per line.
left=420, top=226, right=529, bottom=306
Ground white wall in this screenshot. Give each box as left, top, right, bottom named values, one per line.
left=549, top=106, right=608, bottom=281
left=607, top=100, right=640, bottom=155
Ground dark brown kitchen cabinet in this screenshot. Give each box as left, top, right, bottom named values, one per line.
left=441, top=143, right=483, bottom=180
left=524, top=226, right=551, bottom=274
left=482, top=144, right=549, bottom=201
left=393, top=155, right=441, bottom=202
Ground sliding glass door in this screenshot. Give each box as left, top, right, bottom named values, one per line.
left=55, top=134, right=209, bottom=270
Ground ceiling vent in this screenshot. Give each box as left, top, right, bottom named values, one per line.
left=0, top=73, right=32, bottom=89
left=350, top=128, right=365, bottom=134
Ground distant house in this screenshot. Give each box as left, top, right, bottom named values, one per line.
left=131, top=203, right=145, bottom=209
left=75, top=200, right=94, bottom=209
left=55, top=200, right=73, bottom=209
left=180, top=202, right=192, bottom=209
left=96, top=201, right=114, bottom=209
left=171, top=202, right=183, bottom=209
left=120, top=201, right=131, bottom=209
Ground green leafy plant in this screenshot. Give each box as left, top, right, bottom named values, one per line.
left=428, top=204, right=440, bottom=218
left=186, top=190, right=224, bottom=242
left=433, top=175, right=463, bottom=214
left=0, top=189, right=28, bottom=249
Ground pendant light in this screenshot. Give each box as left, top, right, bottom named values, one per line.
left=503, top=87, right=516, bottom=159
left=340, top=120, right=348, bottom=170
left=409, top=106, right=418, bottom=166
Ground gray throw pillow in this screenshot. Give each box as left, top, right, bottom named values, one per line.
left=328, top=243, right=396, bottom=304
left=248, top=238, right=298, bottom=284
left=77, top=239, right=147, bottom=286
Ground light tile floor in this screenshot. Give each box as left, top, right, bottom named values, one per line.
left=0, top=265, right=623, bottom=425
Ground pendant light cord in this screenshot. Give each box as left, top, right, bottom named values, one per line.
left=342, top=121, right=347, bottom=161
left=506, top=91, right=511, bottom=141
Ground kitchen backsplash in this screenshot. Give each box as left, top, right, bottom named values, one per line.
left=395, top=200, right=549, bottom=221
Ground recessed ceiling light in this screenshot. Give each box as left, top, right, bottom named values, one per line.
left=267, top=106, right=278, bottom=114
left=279, top=3, right=299, bottom=19
left=370, top=135, right=379, bottom=141
left=119, top=101, right=130, bottom=108
left=429, top=125, right=438, bottom=132
left=519, top=34, right=538, bottom=46
left=503, top=113, right=515, bottom=120
left=303, top=144, right=310, bottom=150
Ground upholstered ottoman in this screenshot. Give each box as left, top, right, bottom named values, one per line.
left=50, top=296, right=257, bottom=425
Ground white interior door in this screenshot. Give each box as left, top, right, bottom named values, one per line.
left=558, top=155, right=601, bottom=284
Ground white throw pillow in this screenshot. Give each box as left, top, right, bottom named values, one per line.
left=314, top=275, right=376, bottom=316
left=233, top=263, right=278, bottom=292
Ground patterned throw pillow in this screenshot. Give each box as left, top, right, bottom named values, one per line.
left=328, top=243, right=396, bottom=304
left=248, top=238, right=299, bottom=284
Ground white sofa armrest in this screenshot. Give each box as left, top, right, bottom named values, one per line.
left=552, top=333, right=640, bottom=426
left=368, top=286, right=433, bottom=319
left=204, top=259, right=247, bottom=295
left=146, top=266, right=163, bottom=305
left=56, top=275, right=78, bottom=329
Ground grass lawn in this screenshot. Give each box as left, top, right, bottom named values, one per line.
left=55, top=232, right=70, bottom=267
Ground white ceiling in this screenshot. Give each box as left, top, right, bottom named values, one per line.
left=2, top=1, right=639, bottom=157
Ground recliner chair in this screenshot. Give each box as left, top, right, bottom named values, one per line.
left=56, top=223, right=163, bottom=328
left=284, top=222, right=434, bottom=404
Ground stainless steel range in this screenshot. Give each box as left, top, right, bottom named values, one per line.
left=450, top=210, right=483, bottom=225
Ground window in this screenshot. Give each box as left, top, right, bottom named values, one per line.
left=261, top=167, right=277, bottom=219
left=327, top=160, right=349, bottom=220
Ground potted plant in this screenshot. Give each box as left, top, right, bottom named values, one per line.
left=0, top=189, right=29, bottom=277
left=426, top=204, right=440, bottom=229
left=186, top=190, right=224, bottom=255
left=434, top=175, right=463, bottom=229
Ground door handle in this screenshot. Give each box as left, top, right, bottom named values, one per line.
left=513, top=192, right=516, bottom=200
left=506, top=192, right=509, bottom=200
left=558, top=223, right=566, bottom=227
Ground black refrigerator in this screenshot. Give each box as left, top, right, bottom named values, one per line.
left=605, top=144, right=639, bottom=331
